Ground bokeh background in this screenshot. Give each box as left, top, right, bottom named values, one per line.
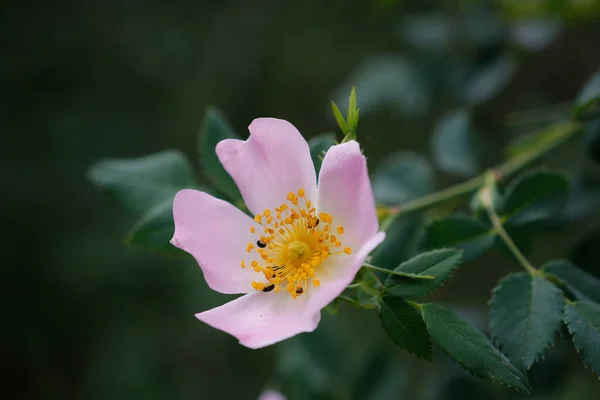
left=5, top=0, right=600, bottom=399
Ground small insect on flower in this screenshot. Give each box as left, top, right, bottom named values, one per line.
left=171, top=117, right=385, bottom=349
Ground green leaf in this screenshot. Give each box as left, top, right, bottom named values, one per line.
left=198, top=107, right=242, bottom=201
left=489, top=272, right=565, bottom=371
left=371, top=213, right=423, bottom=271
left=422, top=303, right=530, bottom=392
left=543, top=260, right=600, bottom=304
left=372, top=152, right=435, bottom=205
left=558, top=173, right=600, bottom=221
left=420, top=214, right=495, bottom=262
left=565, top=301, right=600, bottom=376
left=347, top=86, right=359, bottom=135
left=463, top=55, right=516, bottom=105
left=125, top=198, right=180, bottom=256
left=574, top=69, right=600, bottom=119
left=501, top=170, right=569, bottom=225
left=378, top=296, right=432, bottom=360
left=87, top=150, right=196, bottom=216
left=276, top=316, right=344, bottom=394
left=385, top=249, right=462, bottom=297
left=331, top=101, right=349, bottom=134
left=87, top=150, right=199, bottom=254
left=430, top=109, right=481, bottom=177
left=309, top=133, right=336, bottom=175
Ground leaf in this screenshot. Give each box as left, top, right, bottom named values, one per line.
left=422, top=303, right=530, bottom=392
left=430, top=109, right=482, bottom=177
left=501, top=170, right=569, bottom=225
left=489, top=272, right=565, bottom=371
left=351, top=350, right=408, bottom=400
left=332, top=55, right=430, bottom=116
left=400, top=15, right=454, bottom=52
left=420, top=214, right=495, bottom=263
left=87, top=150, right=196, bottom=216
left=371, top=213, right=423, bottom=271
left=462, top=55, right=517, bottom=105
left=331, top=101, right=349, bottom=134
left=378, top=296, right=432, bottom=360
left=558, top=173, right=600, bottom=222
left=372, top=152, right=435, bottom=205
left=125, top=198, right=190, bottom=256
left=574, top=69, right=600, bottom=119
left=198, top=107, right=242, bottom=201
left=309, top=133, right=336, bottom=175
left=276, top=316, right=344, bottom=394
left=565, top=301, right=600, bottom=376
left=385, top=249, right=462, bottom=297
left=510, top=19, right=562, bottom=51
left=543, top=260, right=600, bottom=304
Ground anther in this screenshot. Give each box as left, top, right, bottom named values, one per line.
left=262, top=284, right=275, bottom=292
left=256, top=240, right=266, bottom=248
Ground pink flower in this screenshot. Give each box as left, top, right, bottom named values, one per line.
left=258, top=390, right=286, bottom=400
left=171, top=118, right=385, bottom=348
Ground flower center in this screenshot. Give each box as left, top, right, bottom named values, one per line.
left=242, top=188, right=352, bottom=299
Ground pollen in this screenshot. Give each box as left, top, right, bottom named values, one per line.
left=240, top=188, right=352, bottom=298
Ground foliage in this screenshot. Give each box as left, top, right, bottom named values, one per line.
left=84, top=4, right=600, bottom=398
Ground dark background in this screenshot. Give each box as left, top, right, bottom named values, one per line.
left=4, top=1, right=600, bottom=399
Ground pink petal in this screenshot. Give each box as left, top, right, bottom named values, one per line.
left=306, top=232, right=385, bottom=316
left=196, top=291, right=321, bottom=349
left=171, top=189, right=262, bottom=294
left=317, top=141, right=379, bottom=249
left=258, top=390, right=287, bottom=400
left=216, top=118, right=317, bottom=215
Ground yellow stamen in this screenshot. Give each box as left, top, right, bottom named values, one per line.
left=241, top=188, right=353, bottom=298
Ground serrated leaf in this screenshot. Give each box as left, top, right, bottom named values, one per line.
left=422, top=303, right=530, bottom=392
left=431, top=109, right=481, bottom=177
left=309, top=133, right=336, bottom=175
left=379, top=296, right=432, bottom=360
left=420, top=214, right=495, bottom=262
left=565, top=301, right=600, bottom=376
left=543, top=260, right=600, bottom=304
left=371, top=213, right=423, bottom=271
left=385, top=249, right=462, bottom=297
left=372, top=152, right=435, bottom=205
left=574, top=69, right=600, bottom=119
left=489, top=272, right=564, bottom=371
left=198, top=107, right=242, bottom=201
left=501, top=170, right=569, bottom=225
left=87, top=150, right=196, bottom=216
left=331, top=101, right=349, bottom=134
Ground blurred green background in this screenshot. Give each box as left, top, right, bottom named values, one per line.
left=5, top=0, right=600, bottom=399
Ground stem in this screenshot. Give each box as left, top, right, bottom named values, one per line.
left=484, top=197, right=537, bottom=276
left=362, top=263, right=435, bottom=279
left=387, top=121, right=581, bottom=219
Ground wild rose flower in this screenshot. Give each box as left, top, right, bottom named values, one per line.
left=171, top=118, right=385, bottom=348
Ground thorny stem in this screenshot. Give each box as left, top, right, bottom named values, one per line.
left=383, top=121, right=581, bottom=225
